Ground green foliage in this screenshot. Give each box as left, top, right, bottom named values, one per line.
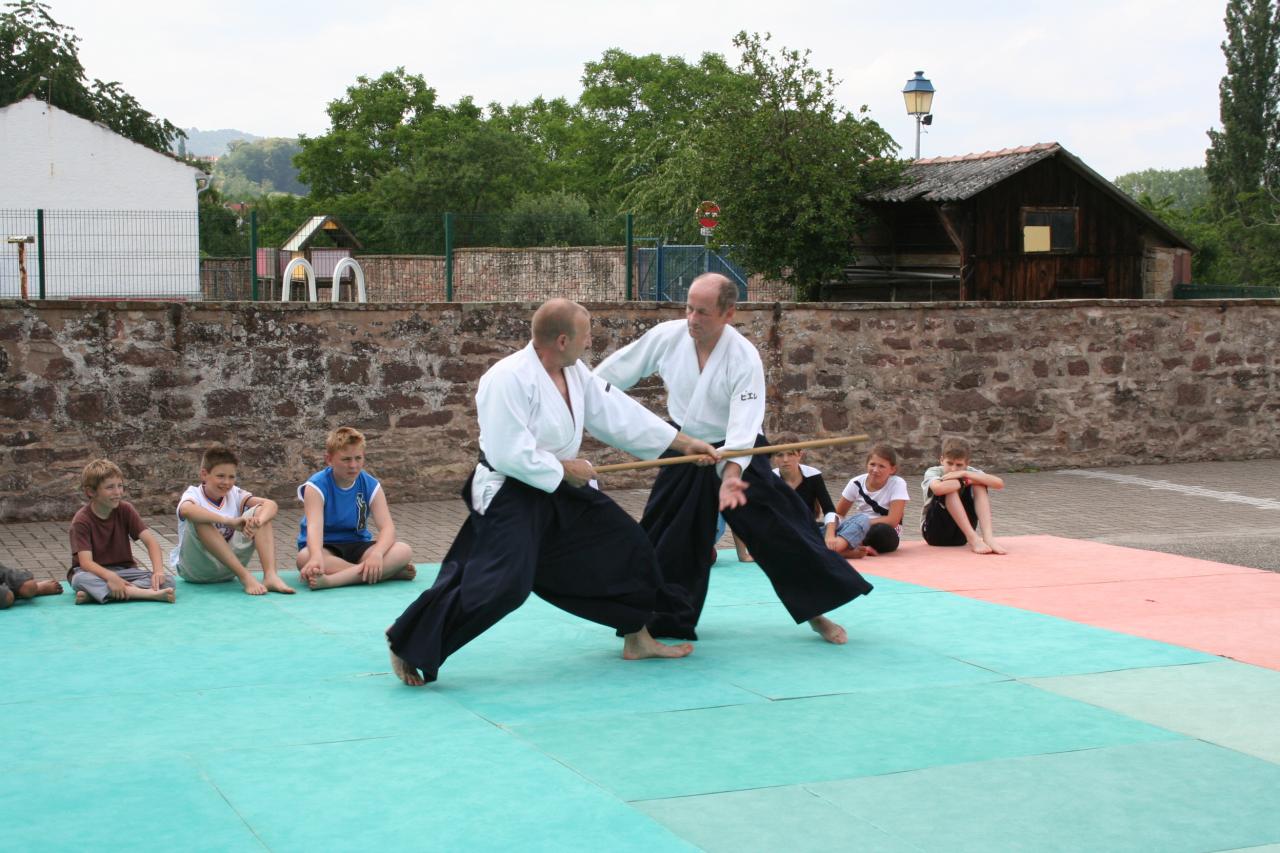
left=622, top=33, right=901, bottom=299
left=501, top=190, right=610, bottom=246
left=0, top=0, right=182, bottom=153
left=1205, top=0, right=1280, bottom=217
left=1114, top=167, right=1209, bottom=212
left=214, top=137, right=307, bottom=199
left=197, top=187, right=246, bottom=258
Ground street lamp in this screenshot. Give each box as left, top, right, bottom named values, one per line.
left=902, top=70, right=935, bottom=160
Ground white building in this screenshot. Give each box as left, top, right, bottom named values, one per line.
left=0, top=97, right=207, bottom=299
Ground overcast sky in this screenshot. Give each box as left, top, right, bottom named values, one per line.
left=47, top=0, right=1227, bottom=179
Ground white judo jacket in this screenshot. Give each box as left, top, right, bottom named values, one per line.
left=471, top=343, right=678, bottom=513
left=594, top=319, right=767, bottom=474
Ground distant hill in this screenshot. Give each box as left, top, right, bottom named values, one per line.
left=178, top=128, right=263, bottom=158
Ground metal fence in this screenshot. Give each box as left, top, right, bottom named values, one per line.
left=0, top=208, right=783, bottom=303
left=1173, top=283, right=1280, bottom=299
left=1, top=209, right=200, bottom=300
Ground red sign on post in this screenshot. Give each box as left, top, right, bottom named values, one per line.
left=697, top=201, right=720, bottom=229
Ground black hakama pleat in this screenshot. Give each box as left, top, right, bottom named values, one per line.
left=387, top=474, right=661, bottom=682
left=643, top=435, right=873, bottom=640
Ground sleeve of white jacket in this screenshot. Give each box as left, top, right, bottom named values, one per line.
left=476, top=368, right=565, bottom=493
left=721, top=350, right=767, bottom=474
left=580, top=366, right=677, bottom=460
left=593, top=325, right=666, bottom=391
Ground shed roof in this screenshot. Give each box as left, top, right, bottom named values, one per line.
left=281, top=215, right=362, bottom=251
left=867, top=142, right=1191, bottom=248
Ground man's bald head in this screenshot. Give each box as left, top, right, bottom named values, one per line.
left=532, top=298, right=588, bottom=347
left=688, top=273, right=738, bottom=314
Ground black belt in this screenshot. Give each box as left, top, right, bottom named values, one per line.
left=478, top=451, right=494, bottom=472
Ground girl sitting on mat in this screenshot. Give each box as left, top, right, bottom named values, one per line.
left=825, top=443, right=909, bottom=558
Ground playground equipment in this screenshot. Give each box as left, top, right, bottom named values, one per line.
left=279, top=257, right=367, bottom=303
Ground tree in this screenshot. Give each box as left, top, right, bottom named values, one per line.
left=214, top=137, right=308, bottom=198
left=623, top=33, right=901, bottom=299
left=1114, top=167, right=1210, bottom=212
left=1205, top=0, right=1280, bottom=217
left=295, top=68, right=447, bottom=199
left=0, top=0, right=182, bottom=153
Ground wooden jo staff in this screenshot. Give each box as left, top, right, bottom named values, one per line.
left=593, top=434, right=870, bottom=474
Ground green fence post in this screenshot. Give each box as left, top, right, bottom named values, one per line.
left=36, top=209, right=46, bottom=299
left=625, top=213, right=633, bottom=301
left=248, top=210, right=259, bottom=301
left=444, top=212, right=454, bottom=302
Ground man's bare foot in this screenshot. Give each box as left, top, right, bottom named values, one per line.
left=240, top=578, right=268, bottom=595
left=264, top=575, right=296, bottom=594
left=394, top=566, right=417, bottom=581
left=386, top=629, right=425, bottom=686
left=75, top=590, right=90, bottom=605
left=622, top=626, right=694, bottom=660
left=969, top=539, right=994, bottom=555
left=984, top=538, right=1007, bottom=555
left=809, top=615, right=848, bottom=645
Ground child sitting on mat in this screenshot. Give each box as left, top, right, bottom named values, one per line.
left=296, top=426, right=416, bottom=590
left=68, top=459, right=174, bottom=604
left=171, top=445, right=294, bottom=595
left=920, top=437, right=1006, bottom=554
left=771, top=436, right=837, bottom=525
left=825, top=443, right=909, bottom=558
left=0, top=562, right=62, bottom=609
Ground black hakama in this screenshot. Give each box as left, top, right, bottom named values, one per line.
left=387, top=474, right=662, bottom=683
left=643, top=435, right=874, bottom=640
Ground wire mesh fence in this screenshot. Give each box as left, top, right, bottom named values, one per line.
left=0, top=208, right=787, bottom=303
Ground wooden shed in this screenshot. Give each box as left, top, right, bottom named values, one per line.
left=829, top=143, right=1193, bottom=302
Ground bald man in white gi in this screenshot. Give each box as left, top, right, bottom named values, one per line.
left=595, top=273, right=874, bottom=643
left=387, top=298, right=717, bottom=686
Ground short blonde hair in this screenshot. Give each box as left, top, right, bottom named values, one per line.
left=81, top=459, right=123, bottom=493
left=325, top=426, right=366, bottom=456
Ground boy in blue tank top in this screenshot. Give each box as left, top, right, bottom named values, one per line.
left=296, top=427, right=416, bottom=590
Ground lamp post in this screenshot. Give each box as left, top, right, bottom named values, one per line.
left=902, top=70, right=935, bottom=160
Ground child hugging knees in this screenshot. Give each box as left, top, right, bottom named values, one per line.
left=825, top=443, right=909, bottom=558
left=921, top=437, right=1006, bottom=555
left=296, top=427, right=415, bottom=590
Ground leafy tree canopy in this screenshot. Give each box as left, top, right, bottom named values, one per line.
left=0, top=0, right=183, bottom=153
left=214, top=137, right=308, bottom=199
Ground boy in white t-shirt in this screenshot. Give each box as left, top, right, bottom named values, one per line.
left=825, top=443, right=909, bottom=557
left=171, top=446, right=294, bottom=595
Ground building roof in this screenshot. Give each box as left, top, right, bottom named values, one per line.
left=281, top=215, right=362, bottom=251
left=867, top=142, right=1191, bottom=248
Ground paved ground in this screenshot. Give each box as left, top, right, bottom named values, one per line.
left=5, top=458, right=1279, bottom=581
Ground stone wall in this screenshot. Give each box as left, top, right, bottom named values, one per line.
left=1, top=298, right=1277, bottom=521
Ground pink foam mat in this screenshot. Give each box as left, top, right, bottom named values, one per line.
left=862, top=535, right=1280, bottom=670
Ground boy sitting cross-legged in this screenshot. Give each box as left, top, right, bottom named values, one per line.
left=69, top=459, right=174, bottom=604
left=296, top=427, right=415, bottom=590
left=920, top=437, right=1007, bottom=555
left=172, top=445, right=294, bottom=595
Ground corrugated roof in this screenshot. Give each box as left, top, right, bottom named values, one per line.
left=866, top=142, right=1191, bottom=248
left=867, top=143, right=1060, bottom=202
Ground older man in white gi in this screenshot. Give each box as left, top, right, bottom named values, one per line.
left=594, top=273, right=874, bottom=642
left=387, top=298, right=716, bottom=686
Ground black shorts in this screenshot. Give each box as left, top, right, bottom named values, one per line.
left=0, top=564, right=33, bottom=593
left=921, top=487, right=978, bottom=547
left=322, top=540, right=377, bottom=564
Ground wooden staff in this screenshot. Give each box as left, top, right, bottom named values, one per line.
left=593, top=434, right=869, bottom=474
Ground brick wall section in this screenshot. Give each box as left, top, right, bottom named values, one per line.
left=1, top=299, right=1276, bottom=522
left=201, top=249, right=790, bottom=303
